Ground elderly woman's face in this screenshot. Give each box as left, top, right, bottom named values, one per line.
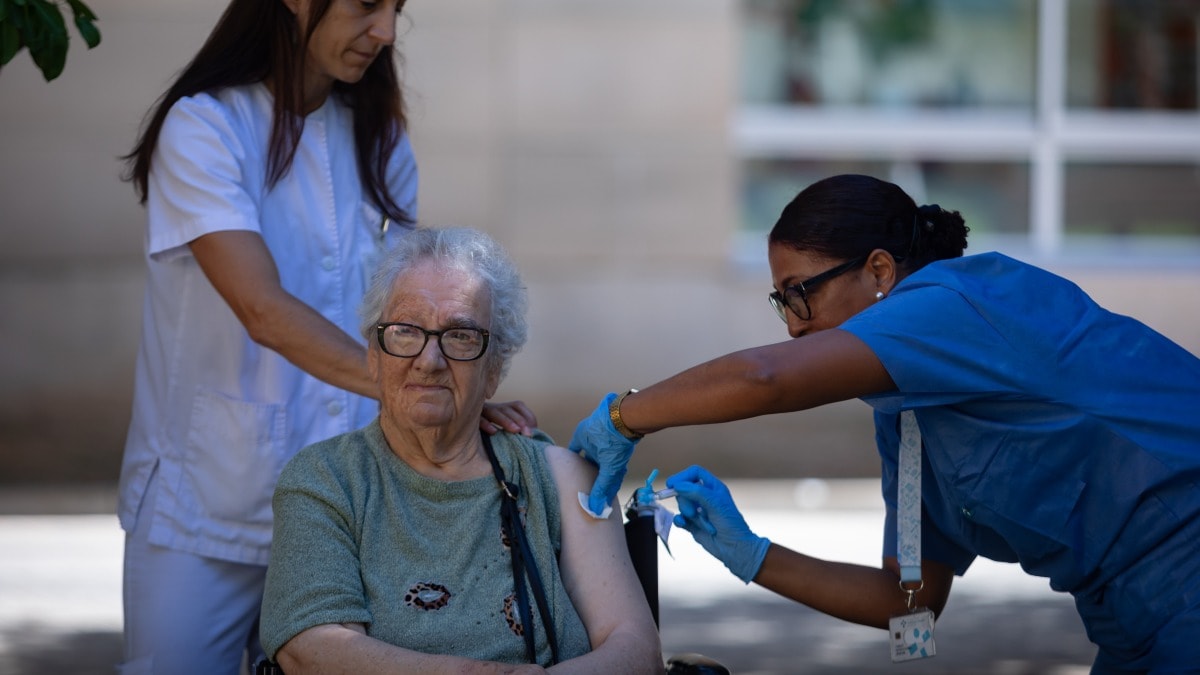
left=369, top=259, right=499, bottom=435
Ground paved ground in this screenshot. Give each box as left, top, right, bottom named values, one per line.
left=0, top=481, right=1097, bottom=674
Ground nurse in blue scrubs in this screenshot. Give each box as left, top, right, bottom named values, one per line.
left=570, top=174, right=1200, bottom=672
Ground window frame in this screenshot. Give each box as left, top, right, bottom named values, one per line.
left=734, top=0, right=1200, bottom=262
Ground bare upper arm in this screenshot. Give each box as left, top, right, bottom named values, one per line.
left=542, top=445, right=657, bottom=644
left=751, top=328, right=896, bottom=411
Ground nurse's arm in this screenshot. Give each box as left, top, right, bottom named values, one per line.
left=618, top=329, right=893, bottom=435
left=752, top=545, right=954, bottom=629
left=190, top=230, right=379, bottom=399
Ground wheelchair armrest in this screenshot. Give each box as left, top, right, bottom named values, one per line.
left=666, top=652, right=732, bottom=675
left=254, top=657, right=284, bottom=675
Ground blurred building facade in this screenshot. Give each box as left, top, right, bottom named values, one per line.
left=1, top=0, right=1197, bottom=485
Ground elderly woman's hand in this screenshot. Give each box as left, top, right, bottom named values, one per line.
left=480, top=400, right=538, bottom=436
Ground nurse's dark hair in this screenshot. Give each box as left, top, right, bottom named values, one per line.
left=121, top=0, right=413, bottom=225
left=769, top=174, right=968, bottom=271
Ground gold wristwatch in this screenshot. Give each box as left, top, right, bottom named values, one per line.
left=609, top=388, right=644, bottom=440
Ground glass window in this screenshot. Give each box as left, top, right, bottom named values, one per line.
left=742, top=0, right=1038, bottom=110
left=1064, top=162, right=1200, bottom=252
left=738, top=0, right=1200, bottom=261
left=1067, top=0, right=1200, bottom=111
left=741, top=158, right=1030, bottom=238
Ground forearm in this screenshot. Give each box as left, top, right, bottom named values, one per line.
left=244, top=293, right=377, bottom=399
left=189, top=231, right=379, bottom=399
left=620, top=331, right=892, bottom=436
left=548, top=629, right=663, bottom=675
left=753, top=544, right=949, bottom=629
left=277, top=624, right=542, bottom=675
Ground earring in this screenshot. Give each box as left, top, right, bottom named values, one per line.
left=875, top=291, right=884, bottom=301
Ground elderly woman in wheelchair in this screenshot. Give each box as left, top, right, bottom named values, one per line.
left=259, top=227, right=663, bottom=673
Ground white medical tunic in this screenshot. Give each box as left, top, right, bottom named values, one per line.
left=118, top=82, right=418, bottom=565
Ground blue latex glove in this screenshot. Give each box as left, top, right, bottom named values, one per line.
left=666, top=465, right=770, bottom=584
left=569, top=392, right=639, bottom=517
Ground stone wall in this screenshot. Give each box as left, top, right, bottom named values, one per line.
left=1, top=0, right=1196, bottom=485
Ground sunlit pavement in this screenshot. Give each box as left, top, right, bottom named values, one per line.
left=0, top=481, right=1096, bottom=675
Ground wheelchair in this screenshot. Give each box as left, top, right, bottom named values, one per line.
left=255, top=491, right=730, bottom=674
left=625, top=492, right=732, bottom=675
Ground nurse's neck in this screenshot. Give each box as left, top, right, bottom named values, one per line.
left=264, top=74, right=333, bottom=116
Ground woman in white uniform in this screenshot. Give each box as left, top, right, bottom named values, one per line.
left=118, top=1, right=535, bottom=672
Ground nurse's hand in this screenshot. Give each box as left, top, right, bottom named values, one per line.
left=569, top=393, right=639, bottom=517
left=481, top=400, right=538, bottom=436
left=666, top=465, right=770, bottom=584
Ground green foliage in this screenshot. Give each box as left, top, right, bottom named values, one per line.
left=0, top=0, right=101, bottom=81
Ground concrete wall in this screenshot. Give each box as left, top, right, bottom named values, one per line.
left=2, top=0, right=1197, bottom=485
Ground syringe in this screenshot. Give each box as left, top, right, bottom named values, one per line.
left=632, top=470, right=677, bottom=507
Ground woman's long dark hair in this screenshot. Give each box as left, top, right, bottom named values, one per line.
left=769, top=174, right=968, bottom=272
left=122, top=0, right=412, bottom=224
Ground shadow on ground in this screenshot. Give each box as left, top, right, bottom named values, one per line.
left=0, top=626, right=121, bottom=675
left=660, top=593, right=1095, bottom=675
left=0, top=594, right=1095, bottom=675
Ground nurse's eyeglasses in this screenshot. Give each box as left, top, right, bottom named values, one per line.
left=768, top=255, right=868, bottom=322
left=376, top=322, right=490, bottom=361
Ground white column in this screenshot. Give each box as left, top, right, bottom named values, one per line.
left=1031, top=0, right=1068, bottom=257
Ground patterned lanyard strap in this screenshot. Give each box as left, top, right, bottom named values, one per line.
left=897, top=410, right=923, bottom=606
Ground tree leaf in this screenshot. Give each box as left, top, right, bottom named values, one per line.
left=0, top=0, right=100, bottom=78
left=63, top=0, right=100, bottom=48
left=62, top=0, right=95, bottom=22
left=0, top=18, right=22, bottom=66
left=27, top=0, right=66, bottom=80
left=73, top=15, right=98, bottom=48
left=29, top=0, right=65, bottom=36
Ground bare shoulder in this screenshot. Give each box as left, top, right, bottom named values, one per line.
left=541, top=444, right=598, bottom=493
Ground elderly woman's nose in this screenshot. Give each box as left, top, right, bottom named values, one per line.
left=412, top=336, right=446, bottom=366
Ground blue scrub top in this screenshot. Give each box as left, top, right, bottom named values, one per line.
left=839, top=252, right=1200, bottom=656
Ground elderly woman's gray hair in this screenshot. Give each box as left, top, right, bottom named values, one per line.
left=359, top=227, right=529, bottom=379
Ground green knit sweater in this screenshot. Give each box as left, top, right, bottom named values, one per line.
left=260, top=421, right=590, bottom=665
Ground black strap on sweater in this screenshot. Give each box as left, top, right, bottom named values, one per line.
left=480, top=432, right=560, bottom=665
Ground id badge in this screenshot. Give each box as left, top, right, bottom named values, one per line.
left=889, top=608, right=936, bottom=662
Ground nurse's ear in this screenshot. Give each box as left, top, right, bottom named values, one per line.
left=866, top=248, right=900, bottom=298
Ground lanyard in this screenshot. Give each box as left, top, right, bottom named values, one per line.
left=890, top=409, right=937, bottom=662
left=897, top=410, right=922, bottom=589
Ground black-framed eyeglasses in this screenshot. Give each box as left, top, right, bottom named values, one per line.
left=768, top=254, right=868, bottom=322
left=376, top=322, right=490, bottom=361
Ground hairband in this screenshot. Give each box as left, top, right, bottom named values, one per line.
left=907, top=204, right=940, bottom=257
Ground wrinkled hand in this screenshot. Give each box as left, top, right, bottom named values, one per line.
left=666, top=465, right=770, bottom=584
left=569, top=393, right=639, bottom=517
left=481, top=400, right=538, bottom=436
